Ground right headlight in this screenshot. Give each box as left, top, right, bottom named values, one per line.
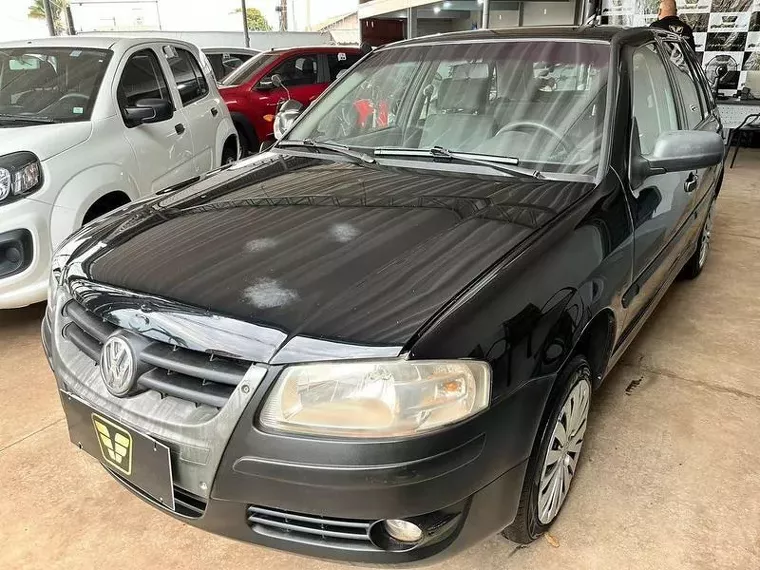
left=259, top=360, right=491, bottom=438
left=0, top=152, right=43, bottom=203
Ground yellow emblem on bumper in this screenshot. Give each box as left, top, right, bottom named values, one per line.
left=92, top=413, right=133, bottom=476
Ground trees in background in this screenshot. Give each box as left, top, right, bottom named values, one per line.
left=234, top=7, right=272, bottom=31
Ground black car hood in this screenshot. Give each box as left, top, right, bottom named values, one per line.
left=76, top=154, right=593, bottom=364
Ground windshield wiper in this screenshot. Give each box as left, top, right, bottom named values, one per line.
left=374, top=146, right=543, bottom=180
left=0, top=113, right=57, bottom=124
left=279, top=139, right=376, bottom=165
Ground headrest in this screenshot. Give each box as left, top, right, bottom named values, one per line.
left=37, top=60, right=58, bottom=83
left=296, top=58, right=316, bottom=74
left=438, top=77, right=489, bottom=113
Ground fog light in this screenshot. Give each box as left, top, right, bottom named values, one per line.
left=382, top=519, right=423, bottom=543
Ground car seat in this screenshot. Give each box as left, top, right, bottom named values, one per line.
left=419, top=77, right=496, bottom=151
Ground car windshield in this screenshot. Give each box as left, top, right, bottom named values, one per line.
left=285, top=41, right=611, bottom=175
left=0, top=47, right=111, bottom=124
left=220, top=52, right=279, bottom=86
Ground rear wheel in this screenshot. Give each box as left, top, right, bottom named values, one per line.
left=502, top=355, right=592, bottom=544
left=221, top=140, right=238, bottom=165
left=681, top=199, right=715, bottom=280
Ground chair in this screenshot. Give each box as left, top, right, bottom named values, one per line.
left=727, top=113, right=760, bottom=168
left=419, top=77, right=496, bottom=151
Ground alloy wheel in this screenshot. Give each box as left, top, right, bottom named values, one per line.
left=537, top=373, right=591, bottom=524
left=698, top=202, right=715, bottom=269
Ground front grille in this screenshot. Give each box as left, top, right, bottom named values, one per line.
left=174, top=486, right=208, bottom=518
left=109, top=467, right=207, bottom=519
left=62, top=299, right=249, bottom=408
left=247, top=506, right=379, bottom=551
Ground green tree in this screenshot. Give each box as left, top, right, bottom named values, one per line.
left=28, top=0, right=66, bottom=34
left=233, top=7, right=272, bottom=31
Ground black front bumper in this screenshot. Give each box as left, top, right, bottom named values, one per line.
left=48, top=315, right=552, bottom=564
left=78, top=380, right=549, bottom=564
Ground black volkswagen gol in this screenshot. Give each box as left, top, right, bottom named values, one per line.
left=43, top=26, right=724, bottom=564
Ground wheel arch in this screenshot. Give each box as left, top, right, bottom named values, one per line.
left=215, top=114, right=239, bottom=165
left=82, top=191, right=132, bottom=224
left=229, top=111, right=259, bottom=152
left=569, top=308, right=616, bottom=389
left=50, top=163, right=140, bottom=248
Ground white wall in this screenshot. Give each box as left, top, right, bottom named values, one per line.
left=521, top=1, right=577, bottom=26
left=490, top=9, right=520, bottom=28
left=70, top=0, right=280, bottom=33
left=77, top=30, right=332, bottom=50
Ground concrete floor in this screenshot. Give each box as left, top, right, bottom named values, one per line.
left=2, top=160, right=760, bottom=570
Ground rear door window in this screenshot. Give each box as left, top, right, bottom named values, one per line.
left=165, top=46, right=209, bottom=106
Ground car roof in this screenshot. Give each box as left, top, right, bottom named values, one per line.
left=0, top=35, right=199, bottom=52
left=266, top=45, right=362, bottom=55
left=202, top=46, right=261, bottom=54
left=385, top=25, right=640, bottom=49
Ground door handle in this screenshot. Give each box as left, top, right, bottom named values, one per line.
left=210, top=107, right=218, bottom=117
left=175, top=123, right=185, bottom=135
left=684, top=172, right=698, bottom=193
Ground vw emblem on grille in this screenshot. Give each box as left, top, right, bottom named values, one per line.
left=100, top=336, right=136, bottom=397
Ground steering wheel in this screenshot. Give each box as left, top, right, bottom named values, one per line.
left=40, top=93, right=89, bottom=116
left=493, top=120, right=573, bottom=157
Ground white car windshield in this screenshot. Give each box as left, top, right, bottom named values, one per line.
left=0, top=47, right=111, bottom=125
left=286, top=41, right=611, bottom=175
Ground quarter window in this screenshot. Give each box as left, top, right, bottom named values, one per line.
left=118, top=49, right=172, bottom=111
left=327, top=52, right=362, bottom=81
left=166, top=47, right=209, bottom=105
left=662, top=41, right=704, bottom=128
left=631, top=44, right=679, bottom=156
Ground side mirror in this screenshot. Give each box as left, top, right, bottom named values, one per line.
left=274, top=99, right=305, bottom=139
left=631, top=130, right=725, bottom=188
left=124, top=98, right=173, bottom=126
left=271, top=74, right=283, bottom=88
left=633, top=131, right=724, bottom=183
left=257, top=77, right=275, bottom=91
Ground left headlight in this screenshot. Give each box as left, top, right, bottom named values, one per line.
left=0, top=152, right=43, bottom=203
left=259, top=360, right=491, bottom=438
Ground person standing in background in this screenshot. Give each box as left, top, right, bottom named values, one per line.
left=650, top=0, right=696, bottom=51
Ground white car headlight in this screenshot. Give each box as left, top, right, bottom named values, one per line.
left=260, top=360, right=491, bottom=438
left=0, top=152, right=42, bottom=203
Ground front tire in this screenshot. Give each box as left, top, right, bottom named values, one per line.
left=234, top=123, right=258, bottom=157
left=502, top=355, right=592, bottom=544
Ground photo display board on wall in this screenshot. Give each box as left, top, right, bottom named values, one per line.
left=601, top=0, right=760, bottom=93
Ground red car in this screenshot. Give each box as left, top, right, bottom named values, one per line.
left=219, top=46, right=363, bottom=153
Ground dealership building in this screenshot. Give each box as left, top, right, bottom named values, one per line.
left=358, top=0, right=591, bottom=45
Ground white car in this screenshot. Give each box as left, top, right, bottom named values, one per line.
left=0, top=36, right=238, bottom=309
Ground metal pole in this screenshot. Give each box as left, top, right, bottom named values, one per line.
left=43, top=0, right=57, bottom=36
left=481, top=0, right=490, bottom=29
left=65, top=5, right=76, bottom=35
left=241, top=0, right=250, bottom=47
left=407, top=7, right=417, bottom=39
